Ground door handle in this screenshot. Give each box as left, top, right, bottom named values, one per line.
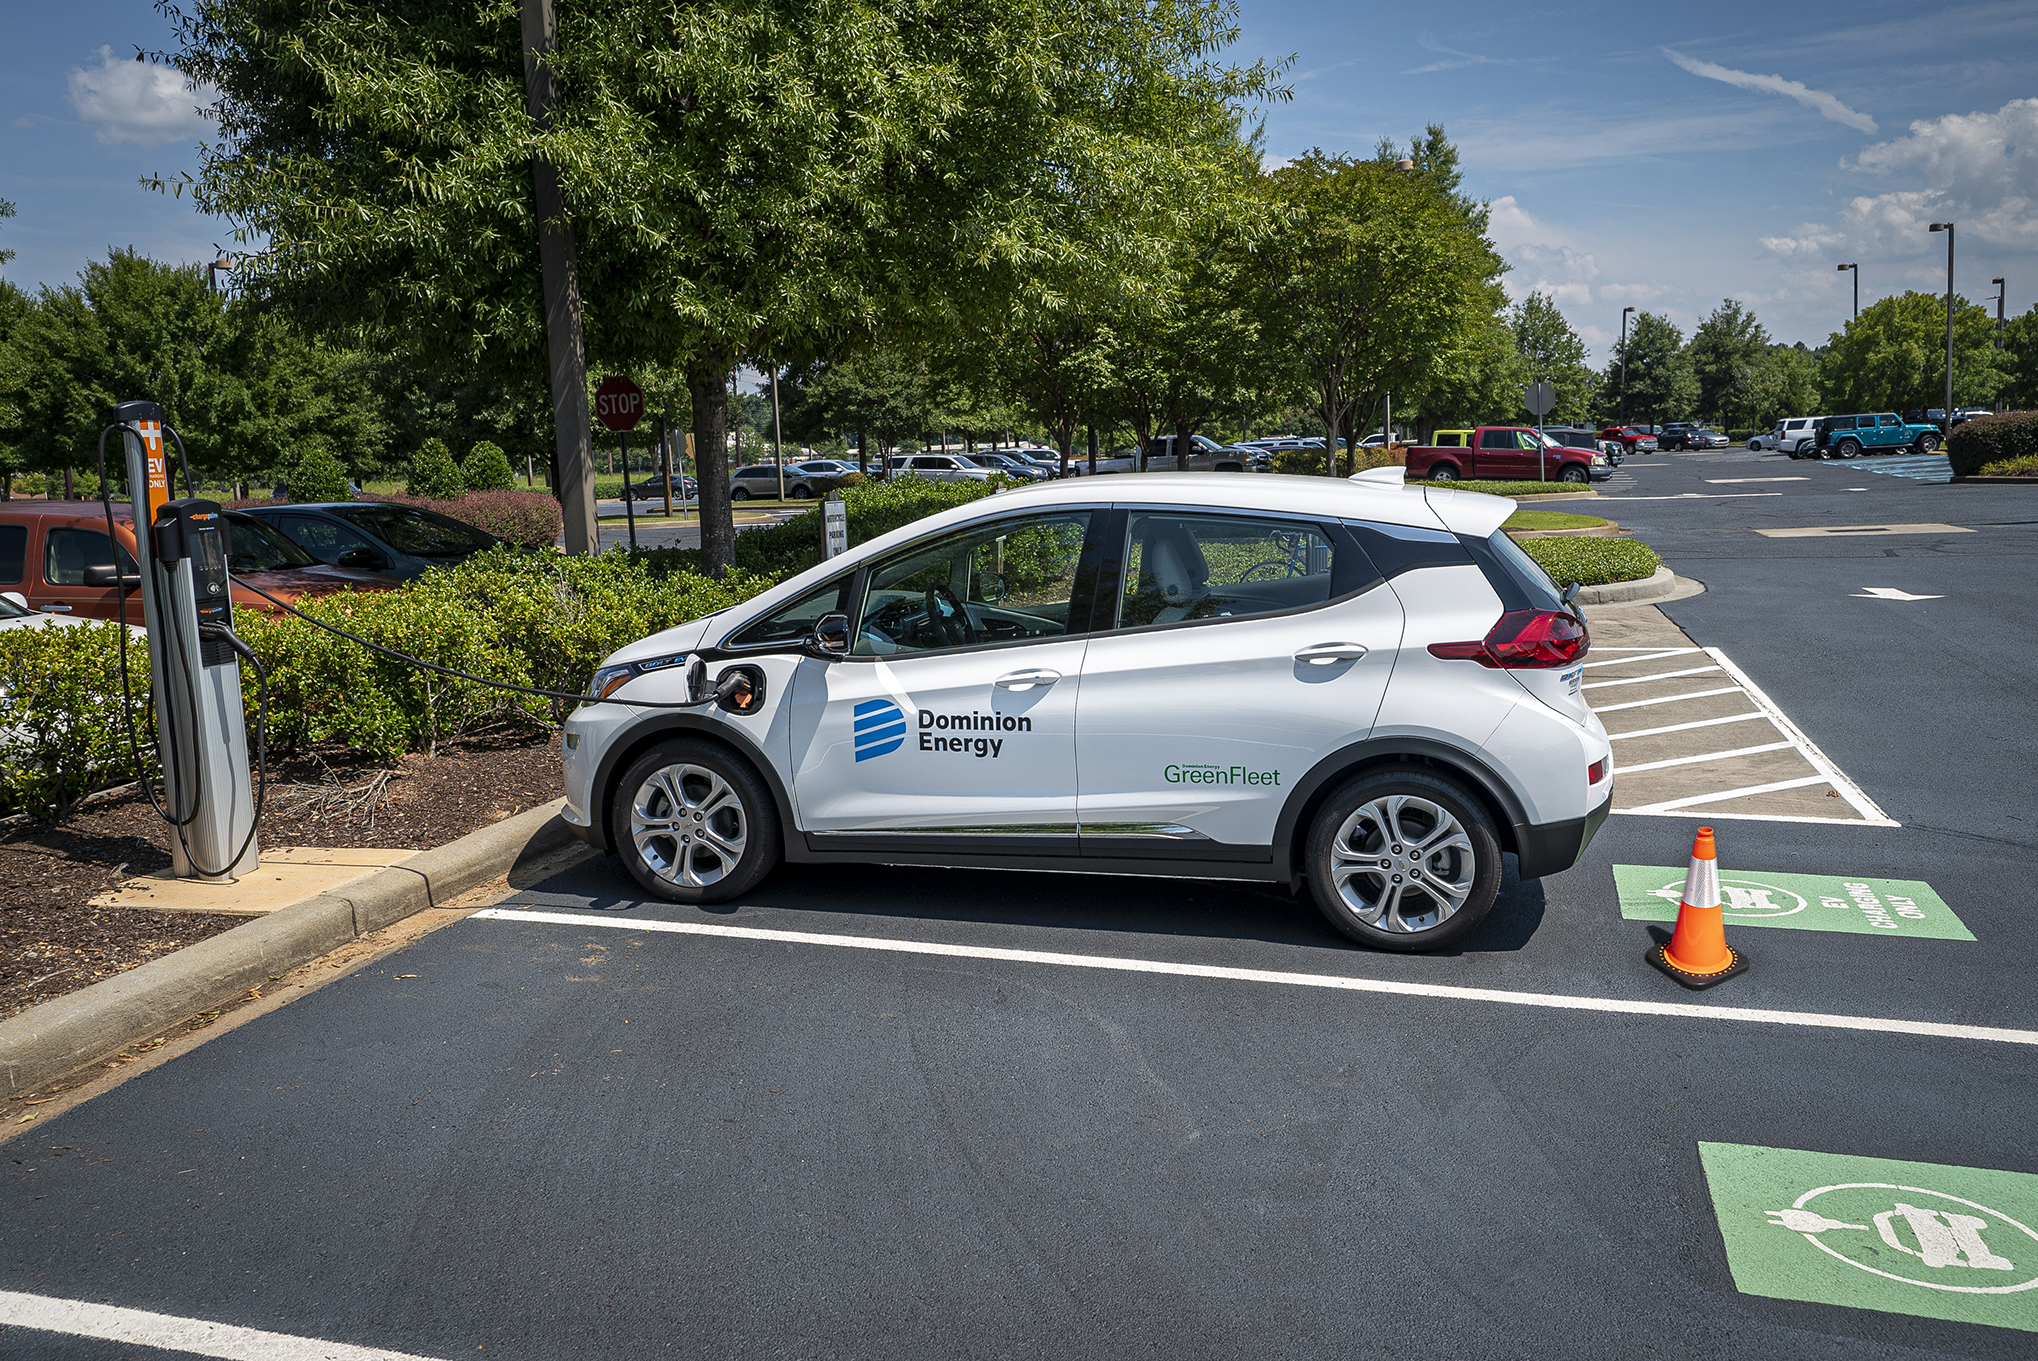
left=41, top=604, right=73, bottom=614
left=994, top=669, right=1061, bottom=691
left=1294, top=643, right=1367, bottom=665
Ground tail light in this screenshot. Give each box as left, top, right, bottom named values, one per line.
left=1429, top=610, right=1589, bottom=669
left=1588, top=757, right=1609, bottom=784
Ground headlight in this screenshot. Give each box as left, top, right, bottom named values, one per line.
left=587, top=653, right=689, bottom=702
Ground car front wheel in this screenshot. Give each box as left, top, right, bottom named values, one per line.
left=1307, top=770, right=1502, bottom=952
left=730, top=486, right=750, bottom=500
left=612, top=740, right=781, bottom=904
left=1558, top=464, right=1590, bottom=483
left=1914, top=433, right=1941, bottom=453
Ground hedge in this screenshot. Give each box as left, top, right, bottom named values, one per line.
left=1947, top=411, right=2038, bottom=476
left=0, top=621, right=154, bottom=817
left=1517, top=537, right=1661, bottom=588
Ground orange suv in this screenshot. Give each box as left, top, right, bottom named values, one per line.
left=0, top=501, right=401, bottom=623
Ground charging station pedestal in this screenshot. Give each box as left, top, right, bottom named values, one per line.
left=116, top=400, right=258, bottom=879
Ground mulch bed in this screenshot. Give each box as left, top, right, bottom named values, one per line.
left=0, top=728, right=563, bottom=1021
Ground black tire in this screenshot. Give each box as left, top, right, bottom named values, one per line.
left=610, top=739, right=781, bottom=904
left=1558, top=464, right=1590, bottom=484
left=1306, top=770, right=1503, bottom=952
left=1428, top=463, right=1461, bottom=483
left=1837, top=438, right=1861, bottom=459
left=730, top=486, right=750, bottom=501
left=1914, top=433, right=1940, bottom=453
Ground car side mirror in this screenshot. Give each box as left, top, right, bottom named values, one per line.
left=82, top=564, right=125, bottom=588
left=336, top=547, right=383, bottom=570
left=976, top=573, right=1007, bottom=603
left=807, top=612, right=851, bottom=659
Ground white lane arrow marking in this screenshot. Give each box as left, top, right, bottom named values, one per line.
left=1853, top=587, right=1944, bottom=601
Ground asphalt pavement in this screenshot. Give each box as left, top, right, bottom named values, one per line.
left=6, top=447, right=2036, bottom=1359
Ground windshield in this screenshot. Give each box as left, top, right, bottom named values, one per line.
left=332, top=505, right=496, bottom=558
left=227, top=513, right=320, bottom=572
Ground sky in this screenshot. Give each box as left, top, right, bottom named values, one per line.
left=3, top=1, right=2035, bottom=367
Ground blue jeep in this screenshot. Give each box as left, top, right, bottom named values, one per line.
left=1813, top=413, right=1942, bottom=458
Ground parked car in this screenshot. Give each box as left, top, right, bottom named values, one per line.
left=1655, top=422, right=1700, bottom=451
left=1751, top=417, right=1818, bottom=455
left=1403, top=427, right=1602, bottom=484
left=241, top=501, right=502, bottom=582
left=626, top=474, right=698, bottom=502
left=958, top=452, right=1049, bottom=482
left=1813, top=414, right=1943, bottom=458
left=1542, top=428, right=1621, bottom=466
left=884, top=454, right=997, bottom=485
left=565, top=473, right=1612, bottom=952
left=0, top=501, right=401, bottom=621
left=1952, top=408, right=1995, bottom=426
left=1600, top=425, right=1660, bottom=454
left=1687, top=428, right=1731, bottom=449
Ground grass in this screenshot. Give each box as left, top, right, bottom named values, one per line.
left=1502, top=510, right=1607, bottom=531
left=1518, top=537, right=1661, bottom=587
left=1424, top=478, right=1597, bottom=497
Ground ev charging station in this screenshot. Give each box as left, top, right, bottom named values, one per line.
left=112, top=399, right=259, bottom=879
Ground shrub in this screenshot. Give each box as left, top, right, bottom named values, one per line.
left=368, top=489, right=563, bottom=548
left=1518, top=537, right=1661, bottom=588
left=1978, top=453, right=2038, bottom=476
left=1272, top=447, right=1335, bottom=477
left=462, top=440, right=516, bottom=492
left=0, top=622, right=153, bottom=818
left=288, top=445, right=352, bottom=503
left=406, top=438, right=465, bottom=499
left=1947, top=411, right=2038, bottom=476
left=711, top=476, right=1007, bottom=578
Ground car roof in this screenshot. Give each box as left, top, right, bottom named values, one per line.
left=0, top=500, right=134, bottom=519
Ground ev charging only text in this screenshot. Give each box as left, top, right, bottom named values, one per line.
left=919, top=708, right=1030, bottom=758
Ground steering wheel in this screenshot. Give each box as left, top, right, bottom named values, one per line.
left=923, top=584, right=975, bottom=648
left=1236, top=560, right=1292, bottom=582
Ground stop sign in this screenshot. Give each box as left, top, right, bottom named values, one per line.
left=594, top=376, right=645, bottom=432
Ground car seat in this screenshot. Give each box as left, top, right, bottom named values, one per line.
left=1133, top=524, right=1210, bottom=625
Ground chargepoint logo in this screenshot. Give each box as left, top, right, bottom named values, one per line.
left=1767, top=1184, right=2038, bottom=1294
left=852, top=699, right=907, bottom=762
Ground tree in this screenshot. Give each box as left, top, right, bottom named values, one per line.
left=1611, top=312, right=1696, bottom=424
left=1259, top=148, right=1507, bottom=472
left=462, top=440, right=516, bottom=491
left=1997, top=304, right=2038, bottom=411
left=1747, top=343, right=1821, bottom=428
left=1510, top=292, right=1595, bottom=427
left=1688, top=299, right=1771, bottom=428
left=1820, top=292, right=2006, bottom=415
left=165, top=0, right=1281, bottom=570
left=407, top=438, right=464, bottom=499
left=1405, top=309, right=1521, bottom=435
left=287, top=445, right=351, bottom=502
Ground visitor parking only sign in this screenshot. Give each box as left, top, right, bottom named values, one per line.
left=1612, top=865, right=1973, bottom=941
left=1700, top=1142, right=2038, bottom=1333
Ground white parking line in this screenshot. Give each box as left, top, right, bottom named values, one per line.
left=470, top=909, right=2038, bottom=1048
left=1607, top=712, right=1770, bottom=740
left=1622, top=774, right=1834, bottom=814
left=0, top=1290, right=440, bottom=1360
left=1706, top=648, right=1895, bottom=824
left=1581, top=648, right=1700, bottom=669
left=1582, top=664, right=1724, bottom=690
left=1592, top=685, right=1747, bottom=713
left=1706, top=477, right=1809, bottom=483
left=1613, top=741, right=1796, bottom=775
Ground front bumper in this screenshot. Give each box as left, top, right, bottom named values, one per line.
left=1511, top=785, right=1614, bottom=881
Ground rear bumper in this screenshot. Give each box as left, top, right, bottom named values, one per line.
left=1511, top=786, right=1614, bottom=881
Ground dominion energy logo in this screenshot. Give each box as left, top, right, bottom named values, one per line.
left=853, top=700, right=1030, bottom=762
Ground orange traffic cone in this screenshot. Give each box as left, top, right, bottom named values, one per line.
left=1647, top=826, right=1749, bottom=989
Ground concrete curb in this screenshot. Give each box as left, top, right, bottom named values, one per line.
left=1575, top=565, right=1679, bottom=605
left=1947, top=474, right=2038, bottom=484
left=0, top=797, right=574, bottom=1098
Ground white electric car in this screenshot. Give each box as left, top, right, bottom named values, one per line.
left=562, top=475, right=1614, bottom=952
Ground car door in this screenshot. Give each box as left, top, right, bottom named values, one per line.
left=1874, top=414, right=1904, bottom=449
left=788, top=507, right=1100, bottom=849
left=38, top=521, right=141, bottom=620
left=1073, top=509, right=1403, bottom=856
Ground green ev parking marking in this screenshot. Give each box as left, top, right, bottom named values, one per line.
left=1699, top=1142, right=2038, bottom=1332
left=1613, top=865, right=1973, bottom=940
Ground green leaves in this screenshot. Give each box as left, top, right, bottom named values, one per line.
left=1820, top=291, right=2006, bottom=416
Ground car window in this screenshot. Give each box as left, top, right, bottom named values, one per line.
left=331, top=505, right=494, bottom=557
left=1479, top=429, right=1515, bottom=449
left=852, top=511, right=1091, bottom=656
left=910, top=457, right=947, bottom=470
left=1880, top=415, right=1901, bottom=428
left=226, top=513, right=321, bottom=571
left=726, top=573, right=855, bottom=648
left=1467, top=530, right=1567, bottom=612
left=278, top=513, right=377, bottom=564
left=0, top=524, right=25, bottom=584
left=1114, top=513, right=1335, bottom=630
left=43, top=527, right=140, bottom=585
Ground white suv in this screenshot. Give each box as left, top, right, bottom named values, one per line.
left=885, top=454, right=995, bottom=484
left=562, top=476, right=1614, bottom=951
left=1750, top=417, right=1817, bottom=455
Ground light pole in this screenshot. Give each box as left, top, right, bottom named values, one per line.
left=1929, top=223, right=1955, bottom=434
left=1837, top=262, right=1858, bottom=320
left=1994, top=277, right=2008, bottom=413
left=1617, top=306, right=1636, bottom=422
left=207, top=248, right=233, bottom=295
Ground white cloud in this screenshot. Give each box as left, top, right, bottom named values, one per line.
left=1662, top=49, right=1877, bottom=134
left=66, top=46, right=215, bottom=147
left=1488, top=196, right=1599, bottom=307
left=1403, top=31, right=1551, bottom=77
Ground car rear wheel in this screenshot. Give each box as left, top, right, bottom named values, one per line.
left=1428, top=464, right=1460, bottom=482
left=1306, top=771, right=1503, bottom=952
left=612, top=740, right=780, bottom=904
left=1837, top=438, right=1862, bottom=458
left=1914, top=433, right=1941, bottom=453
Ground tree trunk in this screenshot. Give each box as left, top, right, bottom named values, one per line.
left=1174, top=416, right=1191, bottom=472
left=1086, top=425, right=1098, bottom=475
left=1055, top=422, right=1076, bottom=479
left=856, top=429, right=867, bottom=475
left=688, top=351, right=736, bottom=575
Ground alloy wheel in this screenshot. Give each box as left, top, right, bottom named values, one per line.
left=629, top=763, right=749, bottom=888
left=1328, top=794, right=1478, bottom=934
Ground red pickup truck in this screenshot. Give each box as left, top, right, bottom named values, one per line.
left=1404, top=427, right=1600, bottom=484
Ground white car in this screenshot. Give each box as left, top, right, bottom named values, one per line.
left=1750, top=417, right=1818, bottom=454
left=561, top=475, right=1614, bottom=952
left=885, top=454, right=996, bottom=484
